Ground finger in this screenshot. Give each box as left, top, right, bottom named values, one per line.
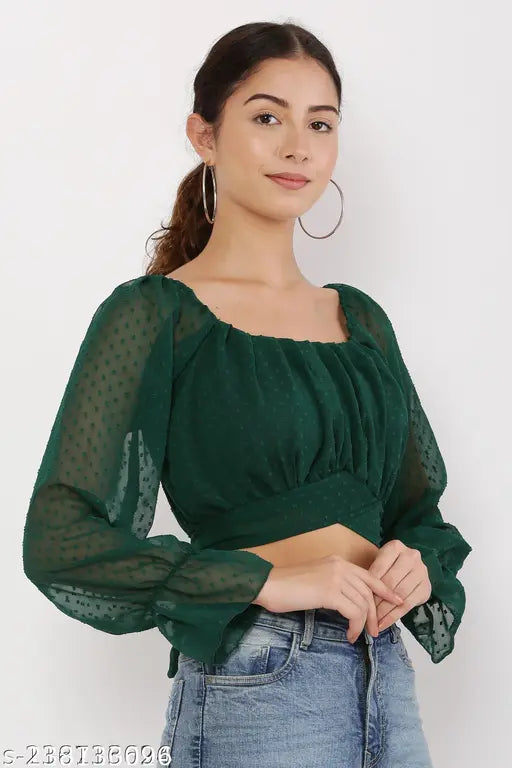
left=332, top=589, right=367, bottom=640
left=374, top=569, right=418, bottom=618
left=365, top=585, right=379, bottom=638
left=338, top=581, right=371, bottom=642
left=377, top=573, right=425, bottom=631
left=370, top=559, right=414, bottom=610
left=378, top=581, right=423, bottom=631
left=370, top=558, right=410, bottom=599
left=380, top=558, right=415, bottom=595
left=366, top=573, right=404, bottom=605
left=376, top=599, right=396, bottom=624
left=359, top=564, right=403, bottom=604
left=367, top=543, right=401, bottom=580
left=377, top=571, right=425, bottom=623
left=367, top=565, right=387, bottom=610
left=378, top=605, right=404, bottom=632
left=375, top=572, right=421, bottom=622
left=346, top=575, right=379, bottom=638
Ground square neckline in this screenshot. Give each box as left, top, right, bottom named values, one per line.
left=161, top=274, right=354, bottom=347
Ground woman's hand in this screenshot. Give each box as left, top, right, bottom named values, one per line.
left=253, top=553, right=405, bottom=642
left=365, top=539, right=432, bottom=632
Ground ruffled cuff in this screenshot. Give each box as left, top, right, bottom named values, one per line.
left=151, top=547, right=274, bottom=673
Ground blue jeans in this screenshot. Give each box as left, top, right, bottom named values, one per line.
left=158, top=605, right=433, bottom=768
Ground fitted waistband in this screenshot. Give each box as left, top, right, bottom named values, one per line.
left=191, top=469, right=383, bottom=550
left=246, top=604, right=397, bottom=646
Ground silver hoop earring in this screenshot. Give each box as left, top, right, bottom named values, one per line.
left=298, top=178, right=344, bottom=239
left=202, top=162, right=217, bottom=224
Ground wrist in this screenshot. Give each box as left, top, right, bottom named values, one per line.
left=252, top=564, right=277, bottom=609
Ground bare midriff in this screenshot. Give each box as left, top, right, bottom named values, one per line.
left=237, top=523, right=379, bottom=570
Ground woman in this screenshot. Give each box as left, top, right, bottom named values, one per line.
left=22, top=21, right=472, bottom=768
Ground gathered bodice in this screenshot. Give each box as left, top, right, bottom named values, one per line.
left=162, top=276, right=408, bottom=554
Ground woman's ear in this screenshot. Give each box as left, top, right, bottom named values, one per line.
left=186, top=112, right=216, bottom=164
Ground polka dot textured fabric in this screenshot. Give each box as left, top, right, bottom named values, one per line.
left=22, top=274, right=472, bottom=679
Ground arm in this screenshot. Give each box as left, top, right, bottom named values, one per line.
left=377, top=300, right=472, bottom=662
left=22, top=277, right=273, bottom=664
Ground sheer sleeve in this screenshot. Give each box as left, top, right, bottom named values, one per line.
left=22, top=276, right=273, bottom=666
left=376, top=301, right=472, bottom=662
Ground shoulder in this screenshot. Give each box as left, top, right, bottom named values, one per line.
left=92, top=274, right=181, bottom=325
left=326, top=282, right=402, bottom=358
left=334, top=282, right=394, bottom=331
left=76, top=275, right=183, bottom=361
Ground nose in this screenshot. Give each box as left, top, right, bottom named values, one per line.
left=281, top=130, right=309, bottom=164
left=284, top=150, right=308, bottom=162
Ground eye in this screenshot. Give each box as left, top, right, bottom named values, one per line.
left=253, top=113, right=333, bottom=132
left=253, top=112, right=279, bottom=126
left=310, top=120, right=333, bottom=132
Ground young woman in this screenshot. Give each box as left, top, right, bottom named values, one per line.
left=22, top=21, right=472, bottom=768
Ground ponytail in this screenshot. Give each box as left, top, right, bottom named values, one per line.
left=145, top=161, right=214, bottom=276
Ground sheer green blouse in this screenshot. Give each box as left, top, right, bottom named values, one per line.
left=22, top=274, right=472, bottom=678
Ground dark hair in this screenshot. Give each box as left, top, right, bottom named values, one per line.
left=144, top=21, right=342, bottom=277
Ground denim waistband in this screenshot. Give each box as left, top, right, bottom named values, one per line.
left=246, top=604, right=398, bottom=646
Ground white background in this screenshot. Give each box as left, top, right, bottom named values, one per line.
left=2, top=1, right=509, bottom=765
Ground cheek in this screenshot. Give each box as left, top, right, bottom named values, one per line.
left=216, top=140, right=262, bottom=186
left=222, top=127, right=267, bottom=164
left=316, top=138, right=338, bottom=173
left=318, top=152, right=337, bottom=179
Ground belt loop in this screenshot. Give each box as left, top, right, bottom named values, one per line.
left=300, top=608, right=315, bottom=649
left=389, top=623, right=399, bottom=643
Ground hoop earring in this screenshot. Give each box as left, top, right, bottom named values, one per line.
left=298, top=178, right=344, bottom=239
left=202, top=162, right=217, bottom=224
left=202, top=162, right=343, bottom=237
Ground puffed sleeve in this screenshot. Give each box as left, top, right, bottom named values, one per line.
left=22, top=276, right=273, bottom=666
left=377, top=301, right=472, bottom=662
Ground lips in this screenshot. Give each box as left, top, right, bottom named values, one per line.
left=266, top=175, right=310, bottom=190
left=267, top=173, right=310, bottom=182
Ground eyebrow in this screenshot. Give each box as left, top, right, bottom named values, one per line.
left=243, top=92, right=340, bottom=118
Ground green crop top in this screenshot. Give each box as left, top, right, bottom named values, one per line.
left=22, top=273, right=472, bottom=679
